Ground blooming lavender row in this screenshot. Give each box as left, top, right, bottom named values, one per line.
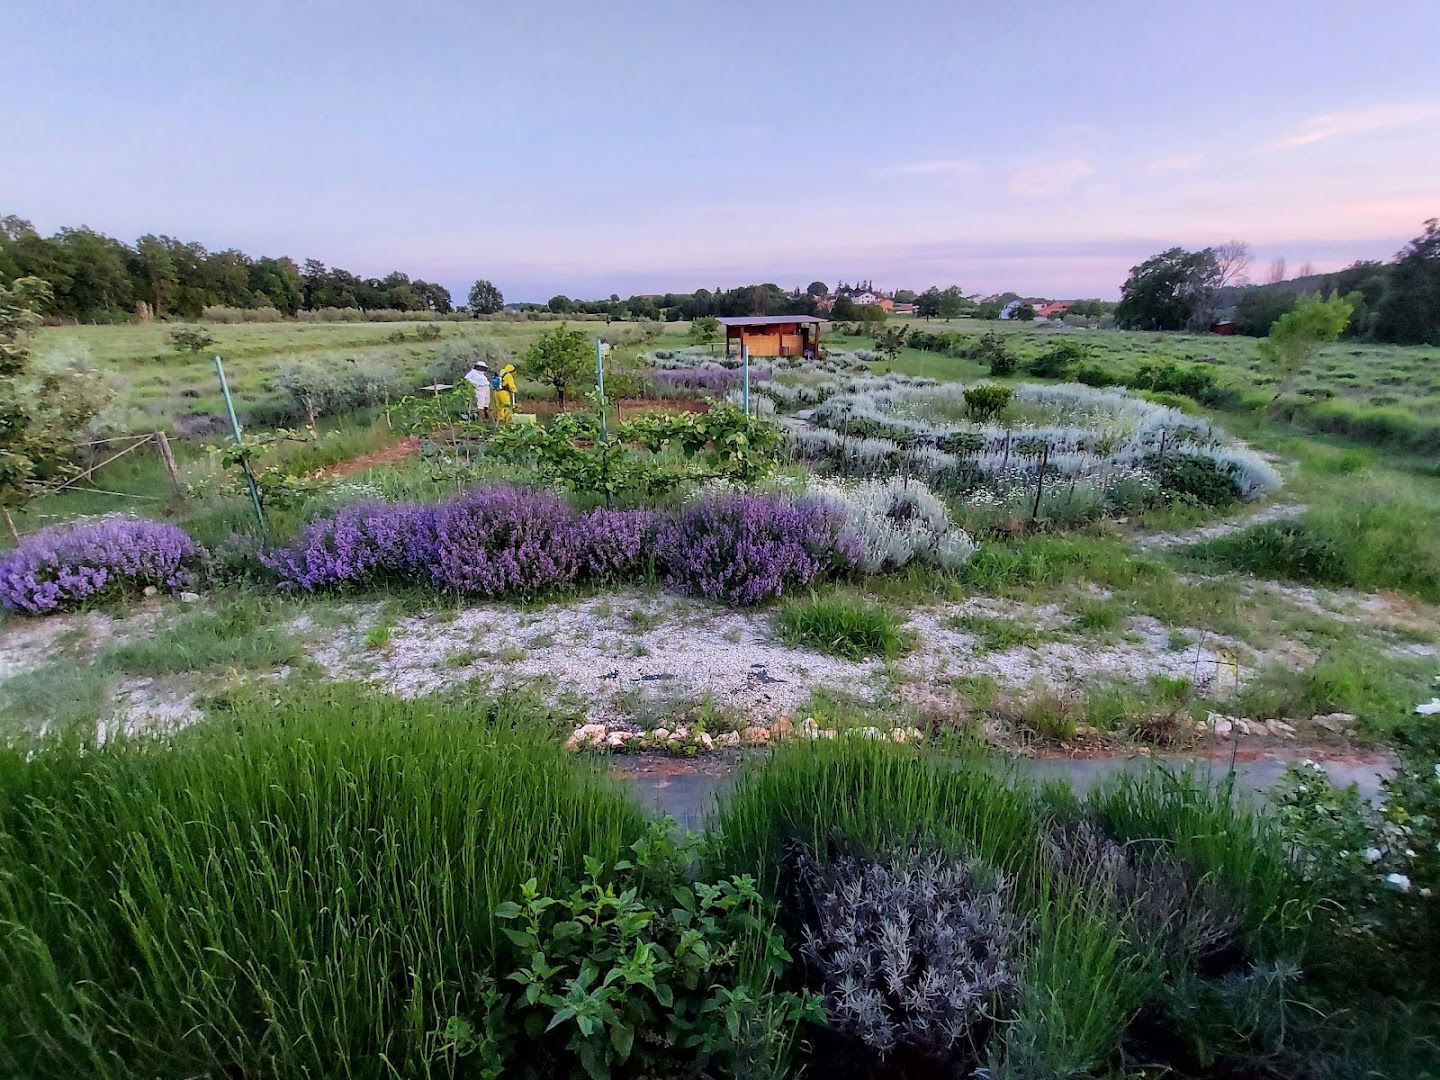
left=0, top=517, right=199, bottom=614
left=651, top=367, right=773, bottom=395
left=263, top=486, right=858, bottom=605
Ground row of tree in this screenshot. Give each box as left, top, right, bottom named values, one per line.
left=1115, top=220, right=1440, bottom=344
left=0, top=216, right=456, bottom=321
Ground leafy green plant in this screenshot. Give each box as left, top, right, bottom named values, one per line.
left=525, top=323, right=591, bottom=405
left=476, top=827, right=821, bottom=1079
left=1026, top=339, right=1090, bottom=379
left=688, top=315, right=720, bottom=345
left=963, top=382, right=1013, bottom=420
left=971, top=332, right=1015, bottom=376
left=167, top=323, right=215, bottom=355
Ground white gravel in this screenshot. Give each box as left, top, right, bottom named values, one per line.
left=306, top=591, right=887, bottom=723
left=1132, top=503, right=1308, bottom=550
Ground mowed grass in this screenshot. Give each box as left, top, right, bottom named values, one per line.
left=0, top=685, right=645, bottom=1078
left=34, top=317, right=680, bottom=429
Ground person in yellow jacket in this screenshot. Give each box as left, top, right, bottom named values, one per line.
left=495, top=363, right=518, bottom=422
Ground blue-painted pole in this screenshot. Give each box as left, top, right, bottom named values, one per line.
left=214, top=355, right=268, bottom=536
left=741, top=343, right=750, bottom=417
left=595, top=339, right=607, bottom=441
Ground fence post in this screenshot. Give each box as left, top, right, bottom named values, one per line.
left=2, top=507, right=17, bottom=544
left=213, top=355, right=268, bottom=537
left=595, top=338, right=607, bottom=443
left=153, top=431, right=184, bottom=494
left=741, top=344, right=750, bottom=417
left=1031, top=443, right=1050, bottom=522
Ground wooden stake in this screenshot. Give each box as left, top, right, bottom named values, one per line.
left=1031, top=443, right=1050, bottom=522
left=2, top=507, right=17, bottom=544
left=153, top=431, right=184, bottom=494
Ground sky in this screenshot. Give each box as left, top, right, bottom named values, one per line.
left=2, top=0, right=1438, bottom=303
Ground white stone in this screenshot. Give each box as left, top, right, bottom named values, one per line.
left=142, top=585, right=158, bottom=598
left=179, top=591, right=200, bottom=603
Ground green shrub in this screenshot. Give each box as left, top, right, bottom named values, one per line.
left=1144, top=451, right=1242, bottom=507
left=461, top=827, right=819, bottom=1078
left=776, top=590, right=911, bottom=659
left=963, top=383, right=1014, bottom=420
left=1026, top=339, right=1090, bottom=379
left=1188, top=518, right=1347, bottom=584
left=971, top=332, right=1015, bottom=376
left=1075, top=362, right=1118, bottom=387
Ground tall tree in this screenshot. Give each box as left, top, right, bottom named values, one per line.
left=468, top=278, right=504, bottom=315
left=524, top=324, right=589, bottom=405
left=1114, top=247, right=1221, bottom=331
left=1374, top=219, right=1440, bottom=345
left=133, top=234, right=179, bottom=314
left=806, top=280, right=828, bottom=297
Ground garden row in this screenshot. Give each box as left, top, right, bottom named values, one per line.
left=0, top=480, right=976, bottom=615
left=3, top=687, right=1433, bottom=1077
left=789, top=379, right=1280, bottom=525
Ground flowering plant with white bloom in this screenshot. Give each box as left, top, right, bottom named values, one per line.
left=1275, top=711, right=1440, bottom=985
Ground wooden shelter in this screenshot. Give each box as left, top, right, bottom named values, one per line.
left=717, top=315, right=824, bottom=360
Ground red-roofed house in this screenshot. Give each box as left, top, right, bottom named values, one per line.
left=1036, top=301, right=1073, bottom=319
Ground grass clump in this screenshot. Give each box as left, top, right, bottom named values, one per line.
left=951, top=612, right=1056, bottom=652
left=0, top=685, right=646, bottom=1078
left=1182, top=477, right=1440, bottom=602
left=776, top=589, right=911, bottom=659
left=100, top=592, right=305, bottom=676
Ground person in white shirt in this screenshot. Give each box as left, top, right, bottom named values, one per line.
left=463, top=361, right=492, bottom=420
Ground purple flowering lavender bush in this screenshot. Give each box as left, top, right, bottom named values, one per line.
left=261, top=501, right=440, bottom=590
left=579, top=508, right=662, bottom=584
left=655, top=494, right=860, bottom=605
left=260, top=486, right=856, bottom=605
left=651, top=367, right=772, bottom=396
left=433, top=488, right=584, bottom=597
left=0, top=518, right=199, bottom=614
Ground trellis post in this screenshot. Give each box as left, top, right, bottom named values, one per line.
left=214, top=356, right=268, bottom=537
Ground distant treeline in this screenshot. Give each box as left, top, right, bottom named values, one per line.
left=534, top=282, right=823, bottom=322
left=1226, top=219, right=1440, bottom=344
left=0, top=215, right=454, bottom=322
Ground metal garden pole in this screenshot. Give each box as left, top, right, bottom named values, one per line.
left=741, top=343, right=750, bottom=417
left=213, top=355, right=268, bottom=537
left=595, top=338, right=607, bottom=442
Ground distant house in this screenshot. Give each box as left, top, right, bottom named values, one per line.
left=1036, top=301, right=1073, bottom=319
left=892, top=302, right=916, bottom=315
left=999, top=299, right=1023, bottom=319
left=1210, top=319, right=1236, bottom=335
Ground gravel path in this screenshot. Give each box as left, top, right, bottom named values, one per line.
left=1132, top=503, right=1307, bottom=550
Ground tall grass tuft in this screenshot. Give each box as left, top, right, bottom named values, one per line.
left=0, top=685, right=645, bottom=1078
left=775, top=589, right=912, bottom=659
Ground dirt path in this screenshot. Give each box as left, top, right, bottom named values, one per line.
left=319, top=436, right=420, bottom=478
